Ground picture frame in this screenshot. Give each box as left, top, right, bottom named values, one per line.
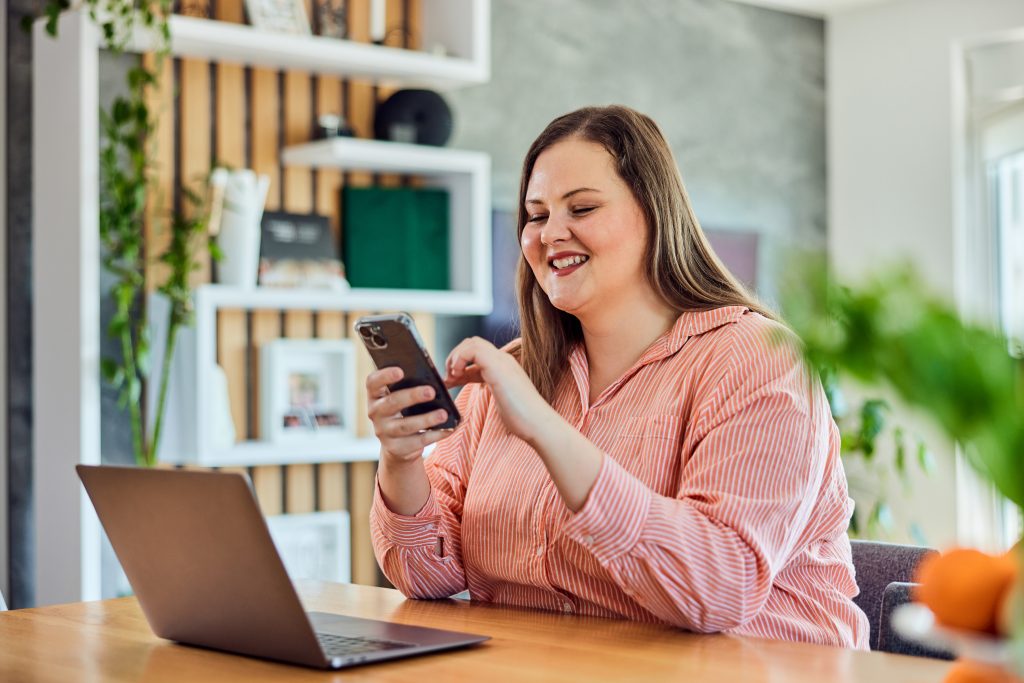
left=244, top=0, right=311, bottom=35
left=258, top=211, right=348, bottom=290
left=266, top=510, right=351, bottom=584
left=260, top=338, right=356, bottom=447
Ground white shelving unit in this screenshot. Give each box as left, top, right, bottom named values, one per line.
left=32, top=1, right=492, bottom=604
left=282, top=137, right=492, bottom=313
left=128, top=14, right=489, bottom=89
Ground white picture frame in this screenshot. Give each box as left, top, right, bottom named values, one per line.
left=266, top=510, right=351, bottom=584
left=260, top=338, right=357, bottom=447
left=244, top=0, right=312, bottom=35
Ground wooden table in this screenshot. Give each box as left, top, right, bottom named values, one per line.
left=0, top=581, right=952, bottom=682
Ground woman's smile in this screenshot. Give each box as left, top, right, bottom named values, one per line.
left=548, top=251, right=590, bottom=276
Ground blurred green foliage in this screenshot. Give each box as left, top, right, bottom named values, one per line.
left=821, top=369, right=933, bottom=539
left=787, top=265, right=1024, bottom=511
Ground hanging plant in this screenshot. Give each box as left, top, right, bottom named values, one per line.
left=31, top=0, right=221, bottom=466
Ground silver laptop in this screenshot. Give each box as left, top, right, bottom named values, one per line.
left=77, top=465, right=488, bottom=669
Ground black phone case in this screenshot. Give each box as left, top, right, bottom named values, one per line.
left=354, top=314, right=461, bottom=431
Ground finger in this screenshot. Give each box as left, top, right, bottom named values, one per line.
left=445, top=365, right=484, bottom=388
left=446, top=339, right=480, bottom=379
left=370, top=384, right=437, bottom=420
left=366, top=367, right=403, bottom=398
left=381, top=429, right=450, bottom=459
left=379, top=409, right=449, bottom=438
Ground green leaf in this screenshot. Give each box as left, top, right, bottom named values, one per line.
left=894, top=427, right=907, bottom=480
left=100, top=358, right=124, bottom=388
left=208, top=241, right=225, bottom=262
left=917, top=442, right=935, bottom=474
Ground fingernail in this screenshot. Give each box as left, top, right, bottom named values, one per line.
left=434, top=410, right=447, bottom=420
left=422, top=387, right=435, bottom=399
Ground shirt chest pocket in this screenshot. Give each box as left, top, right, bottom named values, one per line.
left=611, top=414, right=686, bottom=496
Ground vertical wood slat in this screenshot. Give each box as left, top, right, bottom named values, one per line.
left=251, top=68, right=280, bottom=212
left=346, top=0, right=375, bottom=186
left=214, top=0, right=249, bottom=445
left=349, top=307, right=376, bottom=585
left=248, top=40, right=283, bottom=531
left=144, top=51, right=175, bottom=292
left=349, top=460, right=378, bottom=585
left=178, top=57, right=212, bottom=285
left=283, top=71, right=313, bottom=213
left=315, top=76, right=344, bottom=239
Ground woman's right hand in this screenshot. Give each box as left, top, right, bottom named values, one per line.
left=366, top=367, right=453, bottom=465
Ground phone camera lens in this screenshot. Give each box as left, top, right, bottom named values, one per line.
left=358, top=326, right=372, bottom=338
left=371, top=334, right=388, bottom=348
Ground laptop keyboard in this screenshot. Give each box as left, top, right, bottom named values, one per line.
left=316, top=632, right=414, bottom=657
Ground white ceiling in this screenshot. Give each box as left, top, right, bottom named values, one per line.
left=728, top=0, right=900, bottom=18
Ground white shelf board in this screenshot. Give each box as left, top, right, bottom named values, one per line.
left=198, top=284, right=490, bottom=315
left=159, top=437, right=381, bottom=468
left=281, top=137, right=489, bottom=174
left=124, top=14, right=487, bottom=90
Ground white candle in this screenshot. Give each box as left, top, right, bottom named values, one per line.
left=370, top=0, right=385, bottom=42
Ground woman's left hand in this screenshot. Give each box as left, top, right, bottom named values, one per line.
left=445, top=337, right=556, bottom=445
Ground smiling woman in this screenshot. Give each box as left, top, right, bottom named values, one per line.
left=367, top=105, right=870, bottom=650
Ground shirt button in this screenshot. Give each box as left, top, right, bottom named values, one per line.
left=562, top=602, right=573, bottom=614
left=536, top=545, right=545, bottom=557
left=583, top=535, right=594, bottom=546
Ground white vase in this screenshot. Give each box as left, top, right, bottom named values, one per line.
left=214, top=169, right=270, bottom=288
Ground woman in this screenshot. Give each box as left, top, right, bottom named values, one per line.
left=367, top=105, right=869, bottom=649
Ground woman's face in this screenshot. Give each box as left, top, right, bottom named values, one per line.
left=521, top=137, right=651, bottom=318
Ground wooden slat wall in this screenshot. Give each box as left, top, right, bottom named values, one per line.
left=153, top=0, right=427, bottom=587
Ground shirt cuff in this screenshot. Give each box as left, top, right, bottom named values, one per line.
left=372, top=476, right=441, bottom=547
left=561, top=454, right=653, bottom=563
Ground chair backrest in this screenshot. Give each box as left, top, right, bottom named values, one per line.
left=877, top=582, right=954, bottom=659
left=849, top=539, right=936, bottom=651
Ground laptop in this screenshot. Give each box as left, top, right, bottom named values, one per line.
left=76, top=465, right=488, bottom=669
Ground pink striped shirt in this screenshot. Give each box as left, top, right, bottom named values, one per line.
left=371, top=307, right=870, bottom=648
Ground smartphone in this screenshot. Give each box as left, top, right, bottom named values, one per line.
left=354, top=313, right=461, bottom=431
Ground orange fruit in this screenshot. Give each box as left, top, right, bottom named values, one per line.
left=997, top=549, right=1024, bottom=636
left=942, top=660, right=1020, bottom=683
left=915, top=548, right=1017, bottom=633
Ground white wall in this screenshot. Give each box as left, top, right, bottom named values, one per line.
left=828, top=0, right=1024, bottom=548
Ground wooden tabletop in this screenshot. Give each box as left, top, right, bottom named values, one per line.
left=0, top=581, right=951, bottom=682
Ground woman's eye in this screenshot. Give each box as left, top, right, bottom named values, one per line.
left=527, top=214, right=548, bottom=223
left=572, top=207, right=596, bottom=216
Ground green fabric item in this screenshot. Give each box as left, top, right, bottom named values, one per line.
left=341, top=186, right=450, bottom=290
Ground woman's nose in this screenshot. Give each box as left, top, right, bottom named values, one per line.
left=540, top=214, right=572, bottom=245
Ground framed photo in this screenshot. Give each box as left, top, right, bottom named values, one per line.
left=260, top=338, right=356, bottom=446
left=258, top=211, right=348, bottom=290
left=266, top=511, right=350, bottom=584
left=244, top=0, right=311, bottom=35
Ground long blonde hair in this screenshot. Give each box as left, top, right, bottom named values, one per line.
left=514, top=105, right=772, bottom=401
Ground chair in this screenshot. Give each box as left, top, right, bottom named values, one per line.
left=849, top=539, right=952, bottom=658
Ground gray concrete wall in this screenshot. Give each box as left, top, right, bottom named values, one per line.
left=445, top=0, right=826, bottom=306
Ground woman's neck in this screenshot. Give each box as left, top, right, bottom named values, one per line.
left=579, top=297, right=678, bottom=402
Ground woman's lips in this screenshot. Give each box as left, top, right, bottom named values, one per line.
left=551, top=260, right=587, bottom=277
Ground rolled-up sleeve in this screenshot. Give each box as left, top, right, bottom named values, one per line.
left=562, top=327, right=831, bottom=632
left=370, top=383, right=487, bottom=598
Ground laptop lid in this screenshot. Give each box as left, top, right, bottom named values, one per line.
left=77, top=465, right=329, bottom=668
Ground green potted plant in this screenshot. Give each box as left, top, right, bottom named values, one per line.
left=33, top=0, right=221, bottom=466
left=786, top=264, right=1024, bottom=670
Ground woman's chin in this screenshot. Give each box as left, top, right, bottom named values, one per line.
left=546, top=293, right=587, bottom=316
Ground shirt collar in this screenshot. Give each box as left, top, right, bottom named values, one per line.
left=566, top=305, right=750, bottom=407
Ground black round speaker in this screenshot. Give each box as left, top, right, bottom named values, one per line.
left=373, top=89, right=453, bottom=146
